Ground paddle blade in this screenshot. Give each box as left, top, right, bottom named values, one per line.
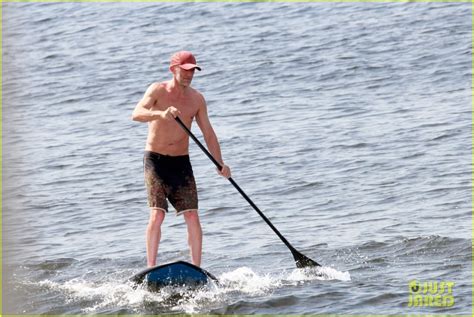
left=292, top=249, right=321, bottom=268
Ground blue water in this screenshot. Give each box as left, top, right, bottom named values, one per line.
left=2, top=2, right=472, bottom=315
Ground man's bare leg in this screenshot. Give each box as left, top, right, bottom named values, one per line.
left=146, top=208, right=166, bottom=267
left=183, top=210, right=202, bottom=266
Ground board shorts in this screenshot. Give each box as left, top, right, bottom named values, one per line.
left=143, top=151, right=198, bottom=215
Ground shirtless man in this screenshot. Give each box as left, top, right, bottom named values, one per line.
left=132, top=51, right=231, bottom=267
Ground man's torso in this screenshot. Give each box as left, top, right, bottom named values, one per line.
left=146, top=81, right=202, bottom=155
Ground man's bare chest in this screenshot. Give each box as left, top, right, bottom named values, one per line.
left=154, top=94, right=199, bottom=118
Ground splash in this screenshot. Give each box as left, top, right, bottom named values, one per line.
left=218, top=266, right=281, bottom=295
left=287, top=266, right=351, bottom=282
left=32, top=264, right=350, bottom=314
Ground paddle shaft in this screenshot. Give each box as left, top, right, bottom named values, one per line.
left=175, top=117, right=297, bottom=253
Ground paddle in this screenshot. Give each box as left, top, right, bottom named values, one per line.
left=175, top=116, right=321, bottom=268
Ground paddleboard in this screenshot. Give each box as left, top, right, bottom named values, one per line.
left=131, top=261, right=218, bottom=289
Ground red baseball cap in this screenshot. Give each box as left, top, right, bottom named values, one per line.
left=170, top=51, right=201, bottom=71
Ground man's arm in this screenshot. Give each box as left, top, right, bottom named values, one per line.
left=195, top=96, right=231, bottom=178
left=131, top=83, right=180, bottom=122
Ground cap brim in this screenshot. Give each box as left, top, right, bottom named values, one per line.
left=179, top=63, right=201, bottom=71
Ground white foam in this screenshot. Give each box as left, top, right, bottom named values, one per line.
left=32, top=265, right=350, bottom=314
left=218, top=266, right=281, bottom=295
left=287, top=266, right=351, bottom=282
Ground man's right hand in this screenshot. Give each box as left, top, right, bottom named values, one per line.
left=161, top=106, right=181, bottom=120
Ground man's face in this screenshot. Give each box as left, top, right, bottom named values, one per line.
left=173, top=67, right=195, bottom=87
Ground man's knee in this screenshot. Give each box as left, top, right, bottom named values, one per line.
left=148, top=208, right=165, bottom=226
left=183, top=210, right=200, bottom=223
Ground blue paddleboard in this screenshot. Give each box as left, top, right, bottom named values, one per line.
left=131, top=261, right=218, bottom=289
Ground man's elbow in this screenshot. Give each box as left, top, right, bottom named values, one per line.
left=131, top=111, right=142, bottom=122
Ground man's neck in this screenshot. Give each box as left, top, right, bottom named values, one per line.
left=169, top=78, right=189, bottom=94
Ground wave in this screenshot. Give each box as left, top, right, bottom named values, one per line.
left=17, top=264, right=349, bottom=315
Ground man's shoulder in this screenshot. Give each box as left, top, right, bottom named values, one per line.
left=187, top=86, right=204, bottom=100
left=149, top=81, right=168, bottom=91
left=145, top=81, right=170, bottom=98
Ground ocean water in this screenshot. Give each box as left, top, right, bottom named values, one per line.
left=2, top=1, right=472, bottom=315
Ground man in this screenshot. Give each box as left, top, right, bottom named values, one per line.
left=132, top=51, right=231, bottom=268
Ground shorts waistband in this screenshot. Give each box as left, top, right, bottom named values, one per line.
left=144, top=151, right=190, bottom=160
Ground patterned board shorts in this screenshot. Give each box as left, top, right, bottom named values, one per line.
left=143, top=151, right=198, bottom=215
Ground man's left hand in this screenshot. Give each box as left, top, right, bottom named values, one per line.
left=218, top=164, right=231, bottom=179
